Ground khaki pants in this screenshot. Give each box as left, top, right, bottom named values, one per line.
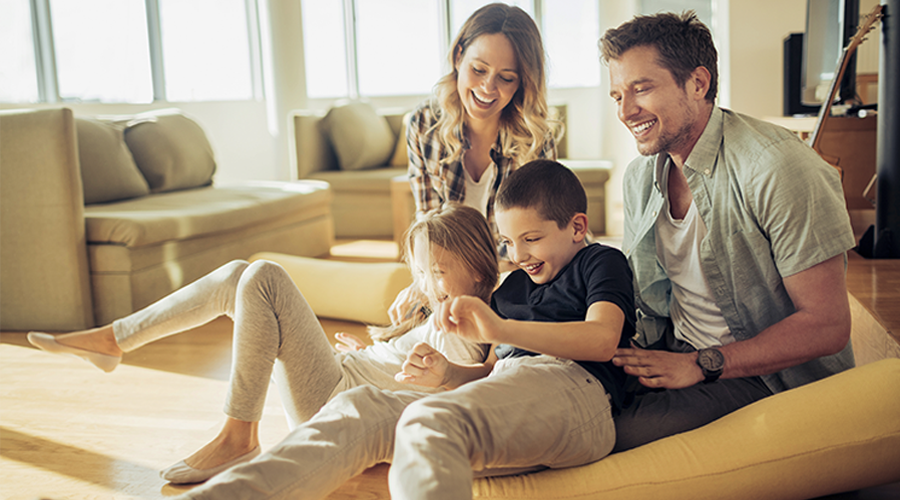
left=181, top=356, right=615, bottom=500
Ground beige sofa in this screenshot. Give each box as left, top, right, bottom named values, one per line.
left=290, top=101, right=611, bottom=239
left=0, top=107, right=334, bottom=331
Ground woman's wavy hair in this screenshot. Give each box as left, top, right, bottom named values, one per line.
left=431, top=3, right=560, bottom=165
left=369, top=204, right=499, bottom=342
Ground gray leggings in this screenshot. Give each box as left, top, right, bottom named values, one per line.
left=113, top=260, right=343, bottom=426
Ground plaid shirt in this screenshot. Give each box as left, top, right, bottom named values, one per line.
left=406, top=99, right=556, bottom=242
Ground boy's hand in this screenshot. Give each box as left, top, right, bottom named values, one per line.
left=435, top=296, right=504, bottom=344
left=395, top=342, right=450, bottom=388
left=334, top=332, right=367, bottom=352
left=612, top=343, right=704, bottom=389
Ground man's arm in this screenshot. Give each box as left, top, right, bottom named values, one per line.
left=613, top=253, right=851, bottom=389
left=436, top=297, right=625, bottom=363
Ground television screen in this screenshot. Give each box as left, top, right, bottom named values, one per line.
left=801, top=0, right=858, bottom=106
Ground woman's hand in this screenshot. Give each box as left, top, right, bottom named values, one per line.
left=395, top=342, right=450, bottom=388
left=334, top=332, right=367, bottom=352
left=389, top=284, right=428, bottom=325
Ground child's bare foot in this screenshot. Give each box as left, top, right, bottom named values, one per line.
left=160, top=419, right=261, bottom=484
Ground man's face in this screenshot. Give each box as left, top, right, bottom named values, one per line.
left=608, top=45, right=706, bottom=162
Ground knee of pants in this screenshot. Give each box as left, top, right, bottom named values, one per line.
left=219, top=259, right=251, bottom=284
left=396, top=394, right=471, bottom=445
left=240, top=260, right=293, bottom=290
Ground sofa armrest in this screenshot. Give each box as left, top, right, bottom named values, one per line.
left=0, top=108, right=95, bottom=330
left=289, top=110, right=339, bottom=180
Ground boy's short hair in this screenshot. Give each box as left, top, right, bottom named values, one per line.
left=599, top=11, right=718, bottom=103
left=496, top=159, right=586, bottom=228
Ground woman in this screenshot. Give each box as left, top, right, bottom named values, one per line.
left=393, top=2, right=560, bottom=322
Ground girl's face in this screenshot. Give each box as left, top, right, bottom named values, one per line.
left=455, top=33, right=520, bottom=126
left=412, top=235, right=481, bottom=307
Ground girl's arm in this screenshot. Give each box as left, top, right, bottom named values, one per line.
left=396, top=342, right=498, bottom=390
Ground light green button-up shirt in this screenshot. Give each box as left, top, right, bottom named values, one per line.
left=622, top=107, right=856, bottom=393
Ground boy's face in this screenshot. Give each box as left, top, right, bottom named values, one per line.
left=496, top=206, right=586, bottom=285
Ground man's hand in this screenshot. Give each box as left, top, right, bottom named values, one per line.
left=395, top=342, right=450, bottom=388
left=334, top=332, right=367, bottom=353
left=612, top=343, right=705, bottom=389
left=435, top=296, right=504, bottom=344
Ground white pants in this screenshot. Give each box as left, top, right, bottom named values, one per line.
left=114, top=260, right=357, bottom=426
left=179, top=355, right=615, bottom=500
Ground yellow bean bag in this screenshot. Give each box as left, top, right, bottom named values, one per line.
left=473, top=357, right=900, bottom=500
left=248, top=252, right=411, bottom=326
left=248, top=253, right=900, bottom=499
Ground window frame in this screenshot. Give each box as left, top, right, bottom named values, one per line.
left=23, top=0, right=264, bottom=104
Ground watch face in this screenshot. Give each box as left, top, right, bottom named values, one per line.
left=698, top=348, right=725, bottom=371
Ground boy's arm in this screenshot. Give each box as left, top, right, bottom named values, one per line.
left=437, top=297, right=625, bottom=362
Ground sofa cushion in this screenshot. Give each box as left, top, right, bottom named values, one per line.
left=84, top=180, right=332, bottom=247
left=388, top=112, right=412, bottom=167
left=309, top=167, right=408, bottom=194
left=320, top=101, right=395, bottom=171
left=123, top=110, right=216, bottom=193
left=76, top=118, right=150, bottom=204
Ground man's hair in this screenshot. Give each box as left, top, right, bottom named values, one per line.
left=496, top=159, right=586, bottom=229
left=599, top=11, right=718, bottom=103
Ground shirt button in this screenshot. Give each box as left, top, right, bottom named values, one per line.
left=652, top=211, right=657, bottom=217
left=704, top=169, right=711, bottom=175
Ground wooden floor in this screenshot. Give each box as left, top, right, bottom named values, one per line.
left=2, top=239, right=899, bottom=500
left=0, top=239, right=397, bottom=500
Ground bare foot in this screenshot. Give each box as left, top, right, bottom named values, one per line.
left=55, top=325, right=124, bottom=357
left=183, top=418, right=260, bottom=471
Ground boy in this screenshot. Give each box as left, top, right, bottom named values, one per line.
left=389, top=159, right=635, bottom=499
left=179, top=160, right=634, bottom=500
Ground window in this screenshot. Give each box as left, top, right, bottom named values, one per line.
left=355, top=0, right=443, bottom=97
left=50, top=0, right=153, bottom=103
left=159, top=0, right=254, bottom=101
left=3, top=0, right=261, bottom=104
left=302, top=0, right=604, bottom=99
left=0, top=0, right=40, bottom=103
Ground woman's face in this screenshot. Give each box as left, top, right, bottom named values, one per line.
left=455, top=33, right=520, bottom=126
left=412, top=235, right=481, bottom=307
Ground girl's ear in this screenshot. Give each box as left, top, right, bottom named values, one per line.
left=570, top=213, right=589, bottom=242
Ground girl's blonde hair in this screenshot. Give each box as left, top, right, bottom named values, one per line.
left=369, top=204, right=499, bottom=342
left=432, top=3, right=559, bottom=166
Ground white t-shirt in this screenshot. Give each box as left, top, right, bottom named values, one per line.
left=655, top=160, right=734, bottom=349
left=336, top=315, right=489, bottom=394
left=462, top=164, right=496, bottom=217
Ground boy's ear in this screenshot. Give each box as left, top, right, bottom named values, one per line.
left=570, top=213, right=589, bottom=242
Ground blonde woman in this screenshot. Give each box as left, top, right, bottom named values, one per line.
left=393, top=2, right=560, bottom=322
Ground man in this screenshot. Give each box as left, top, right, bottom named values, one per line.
left=601, top=11, right=857, bottom=451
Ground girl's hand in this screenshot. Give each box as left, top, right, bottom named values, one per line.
left=395, top=342, right=451, bottom=388
left=334, top=332, right=367, bottom=352
left=388, top=284, right=428, bottom=325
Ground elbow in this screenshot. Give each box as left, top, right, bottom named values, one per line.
left=820, top=309, right=852, bottom=357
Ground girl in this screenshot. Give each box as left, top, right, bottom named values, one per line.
left=393, top=3, right=560, bottom=322
left=28, top=204, right=498, bottom=484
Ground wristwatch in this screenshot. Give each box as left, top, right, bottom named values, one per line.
left=696, top=347, right=725, bottom=383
